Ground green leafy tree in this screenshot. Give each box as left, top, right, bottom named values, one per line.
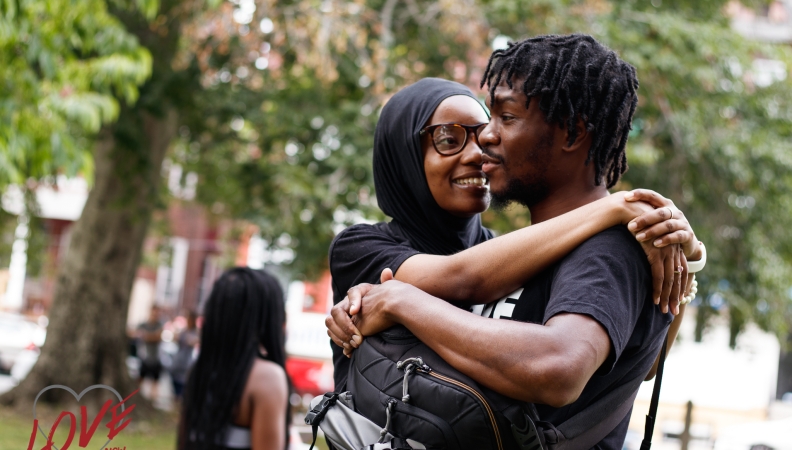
left=610, top=8, right=792, bottom=346
left=0, top=0, right=151, bottom=187
left=168, top=0, right=494, bottom=277
left=603, top=3, right=792, bottom=345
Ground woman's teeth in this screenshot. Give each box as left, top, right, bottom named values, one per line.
left=454, top=177, right=488, bottom=186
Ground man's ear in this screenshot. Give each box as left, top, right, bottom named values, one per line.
left=561, top=117, right=592, bottom=154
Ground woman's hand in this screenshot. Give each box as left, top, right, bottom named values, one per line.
left=623, top=189, right=702, bottom=260
left=621, top=189, right=702, bottom=313
left=640, top=241, right=687, bottom=315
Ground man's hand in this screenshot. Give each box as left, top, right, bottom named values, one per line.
left=326, top=297, right=363, bottom=357
left=351, top=269, right=404, bottom=336
left=325, top=269, right=396, bottom=357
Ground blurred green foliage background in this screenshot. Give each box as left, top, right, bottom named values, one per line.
left=2, top=0, right=791, bottom=354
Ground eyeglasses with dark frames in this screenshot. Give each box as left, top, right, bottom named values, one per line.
left=419, top=122, right=488, bottom=156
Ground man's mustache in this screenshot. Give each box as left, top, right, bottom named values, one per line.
left=481, top=148, right=504, bottom=165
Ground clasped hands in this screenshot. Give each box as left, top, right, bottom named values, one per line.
left=326, top=267, right=411, bottom=358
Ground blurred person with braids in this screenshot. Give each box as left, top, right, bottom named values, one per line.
left=337, top=34, right=703, bottom=449
left=178, top=268, right=290, bottom=450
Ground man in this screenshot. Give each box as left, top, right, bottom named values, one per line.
left=137, top=305, right=164, bottom=399
left=331, top=34, right=702, bottom=448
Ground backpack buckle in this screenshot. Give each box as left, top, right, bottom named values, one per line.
left=511, top=413, right=545, bottom=450
left=305, top=392, right=339, bottom=426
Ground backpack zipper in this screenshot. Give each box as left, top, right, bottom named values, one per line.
left=418, top=368, right=503, bottom=450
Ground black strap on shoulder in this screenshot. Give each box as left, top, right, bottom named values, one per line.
left=534, top=331, right=670, bottom=450
left=542, top=379, right=641, bottom=449
left=640, top=335, right=668, bottom=450
left=305, top=392, right=339, bottom=450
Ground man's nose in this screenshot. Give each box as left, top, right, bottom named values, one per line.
left=477, top=122, right=498, bottom=148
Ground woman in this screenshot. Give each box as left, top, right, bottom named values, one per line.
left=179, top=268, right=289, bottom=450
left=326, top=78, right=700, bottom=389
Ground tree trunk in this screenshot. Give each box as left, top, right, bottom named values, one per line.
left=1, top=109, right=177, bottom=409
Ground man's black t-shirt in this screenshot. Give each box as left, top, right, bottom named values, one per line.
left=472, top=226, right=672, bottom=449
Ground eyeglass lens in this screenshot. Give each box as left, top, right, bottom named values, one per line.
left=432, top=124, right=487, bottom=154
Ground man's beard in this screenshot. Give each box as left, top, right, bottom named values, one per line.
left=490, top=175, right=550, bottom=211
left=489, top=128, right=554, bottom=211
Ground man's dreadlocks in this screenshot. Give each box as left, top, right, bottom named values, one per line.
left=481, top=34, right=639, bottom=188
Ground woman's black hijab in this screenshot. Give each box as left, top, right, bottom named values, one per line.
left=373, top=77, right=493, bottom=255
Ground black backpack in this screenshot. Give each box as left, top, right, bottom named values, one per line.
left=347, top=327, right=541, bottom=450
left=308, top=326, right=667, bottom=450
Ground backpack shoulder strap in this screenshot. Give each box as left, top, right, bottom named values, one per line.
left=639, top=335, right=668, bottom=450
left=544, top=333, right=669, bottom=450
left=543, top=378, right=641, bottom=449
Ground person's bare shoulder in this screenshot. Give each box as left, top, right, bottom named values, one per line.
left=247, top=359, right=288, bottom=403
left=245, top=359, right=288, bottom=450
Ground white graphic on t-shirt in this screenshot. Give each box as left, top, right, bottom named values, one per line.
left=470, top=303, right=485, bottom=316
left=470, top=288, right=523, bottom=320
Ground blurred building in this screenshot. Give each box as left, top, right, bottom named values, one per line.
left=0, top=177, right=88, bottom=314
left=729, top=0, right=792, bottom=43
left=0, top=176, right=230, bottom=326
left=127, top=200, right=228, bottom=327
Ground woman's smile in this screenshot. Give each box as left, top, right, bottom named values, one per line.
left=449, top=171, right=489, bottom=212
left=452, top=175, right=489, bottom=188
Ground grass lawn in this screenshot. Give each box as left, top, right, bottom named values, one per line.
left=0, top=403, right=177, bottom=450
left=0, top=404, right=329, bottom=450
